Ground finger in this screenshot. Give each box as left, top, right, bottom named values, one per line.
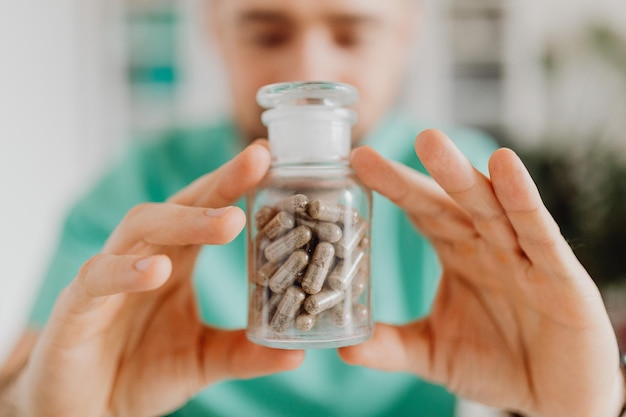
left=338, top=322, right=433, bottom=379
left=105, top=203, right=246, bottom=252
left=171, top=142, right=271, bottom=207
left=415, top=129, right=518, bottom=248
left=58, top=255, right=172, bottom=317
left=201, top=328, right=305, bottom=383
left=489, top=148, right=587, bottom=279
left=351, top=146, right=476, bottom=242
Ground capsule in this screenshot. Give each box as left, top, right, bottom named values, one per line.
left=327, top=248, right=366, bottom=291
left=275, top=194, right=309, bottom=214
left=268, top=250, right=309, bottom=294
left=254, top=206, right=277, bottom=230
left=304, top=288, right=345, bottom=315
left=297, top=216, right=343, bottom=243
left=334, top=219, right=368, bottom=258
left=331, top=298, right=353, bottom=327
left=262, top=211, right=295, bottom=240
left=249, top=286, right=279, bottom=327
left=307, top=200, right=359, bottom=224
left=301, top=242, right=335, bottom=294
left=353, top=303, right=369, bottom=324
left=295, top=312, right=318, bottom=332
left=264, top=226, right=313, bottom=263
left=351, top=266, right=368, bottom=301
left=254, top=261, right=280, bottom=286
left=270, top=286, right=306, bottom=333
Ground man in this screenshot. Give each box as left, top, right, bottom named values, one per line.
left=1, top=1, right=624, bottom=416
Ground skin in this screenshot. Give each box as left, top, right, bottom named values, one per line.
left=1, top=0, right=623, bottom=416
left=210, top=0, right=416, bottom=142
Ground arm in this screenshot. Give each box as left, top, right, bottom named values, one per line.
left=340, top=129, right=624, bottom=417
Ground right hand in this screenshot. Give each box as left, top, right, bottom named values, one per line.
left=16, top=142, right=304, bottom=417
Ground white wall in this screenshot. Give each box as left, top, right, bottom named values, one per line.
left=0, top=0, right=127, bottom=363
left=504, top=0, right=626, bottom=149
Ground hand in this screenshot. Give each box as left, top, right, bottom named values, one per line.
left=340, top=129, right=624, bottom=417
left=16, top=142, right=304, bottom=417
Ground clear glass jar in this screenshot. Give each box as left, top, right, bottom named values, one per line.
left=246, top=81, right=373, bottom=349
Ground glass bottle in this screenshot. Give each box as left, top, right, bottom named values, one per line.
left=246, top=81, right=373, bottom=349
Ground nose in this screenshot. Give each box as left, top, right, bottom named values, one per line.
left=280, top=26, right=338, bottom=82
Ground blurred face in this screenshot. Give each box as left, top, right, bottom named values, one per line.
left=211, top=0, right=418, bottom=143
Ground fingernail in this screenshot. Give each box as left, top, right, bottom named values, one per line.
left=135, top=257, right=153, bottom=271
left=204, top=207, right=233, bottom=217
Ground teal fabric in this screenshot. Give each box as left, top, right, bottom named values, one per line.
left=29, top=114, right=497, bottom=417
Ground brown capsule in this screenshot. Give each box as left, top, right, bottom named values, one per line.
left=295, top=312, right=318, bottom=332
left=301, top=242, right=335, bottom=294
left=254, top=206, right=277, bottom=231
left=249, top=286, right=279, bottom=327
left=351, top=266, right=368, bottom=301
left=275, top=194, right=309, bottom=213
left=268, top=250, right=309, bottom=294
left=264, top=226, right=313, bottom=263
left=352, top=303, right=369, bottom=324
left=303, top=288, right=345, bottom=315
left=307, top=200, right=359, bottom=224
left=262, top=211, right=295, bottom=240
left=249, top=285, right=268, bottom=314
left=297, top=216, right=343, bottom=243
left=331, top=298, right=353, bottom=328
left=334, top=219, right=368, bottom=258
left=327, top=248, right=366, bottom=291
left=254, top=261, right=280, bottom=286
left=270, top=286, right=306, bottom=333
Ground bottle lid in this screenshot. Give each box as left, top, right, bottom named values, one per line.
left=257, top=82, right=358, bottom=164
left=257, top=81, right=358, bottom=109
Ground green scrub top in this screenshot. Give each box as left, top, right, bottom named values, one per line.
left=29, top=114, right=497, bottom=417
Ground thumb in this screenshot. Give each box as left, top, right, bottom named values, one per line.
left=338, top=322, right=432, bottom=377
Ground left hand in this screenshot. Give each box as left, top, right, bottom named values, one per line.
left=339, top=129, right=624, bottom=417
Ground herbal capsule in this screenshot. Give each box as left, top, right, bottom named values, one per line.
left=262, top=211, right=295, bottom=240
left=264, top=225, right=313, bottom=263
left=270, top=286, right=306, bottom=333
left=255, top=206, right=277, bottom=230
left=304, top=288, right=345, bottom=315
left=353, top=303, right=369, bottom=324
left=327, top=248, right=366, bottom=291
left=268, top=250, right=309, bottom=294
left=275, top=194, right=309, bottom=213
left=295, top=313, right=318, bottom=332
left=331, top=298, right=353, bottom=327
left=301, top=242, right=335, bottom=294
left=308, top=199, right=359, bottom=224
left=334, top=219, right=368, bottom=258
left=249, top=286, right=282, bottom=327
left=351, top=266, right=368, bottom=301
left=254, top=261, right=280, bottom=286
left=296, top=216, right=343, bottom=243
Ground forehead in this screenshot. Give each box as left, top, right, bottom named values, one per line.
left=218, top=0, right=405, bottom=22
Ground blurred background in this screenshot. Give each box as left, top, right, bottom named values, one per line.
left=1, top=0, right=626, bottom=384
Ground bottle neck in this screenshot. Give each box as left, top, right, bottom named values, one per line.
left=263, top=105, right=355, bottom=167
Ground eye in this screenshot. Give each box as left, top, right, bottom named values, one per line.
left=249, top=30, right=290, bottom=49
left=334, top=30, right=365, bottom=49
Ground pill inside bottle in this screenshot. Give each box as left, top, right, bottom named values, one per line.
left=246, top=81, right=373, bottom=349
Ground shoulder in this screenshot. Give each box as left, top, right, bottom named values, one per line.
left=64, top=120, right=240, bottom=237
left=130, top=119, right=241, bottom=196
